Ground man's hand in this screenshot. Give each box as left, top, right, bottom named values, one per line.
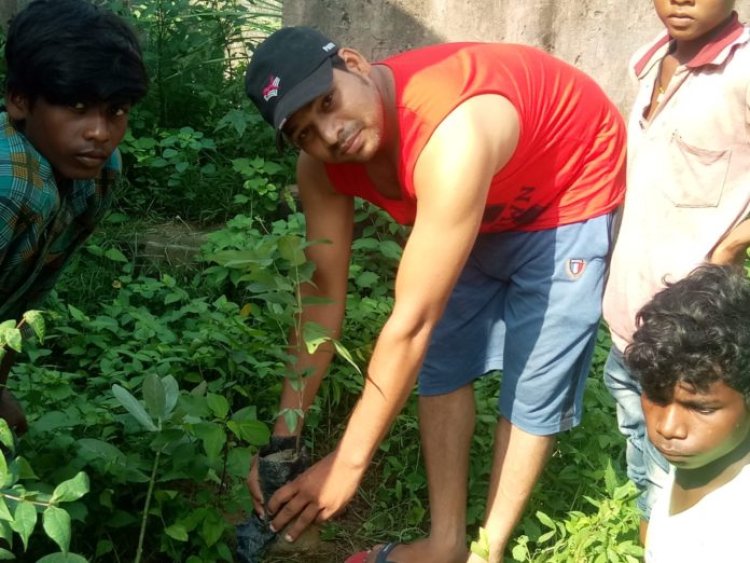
left=246, top=453, right=265, bottom=517
left=266, top=451, right=364, bottom=542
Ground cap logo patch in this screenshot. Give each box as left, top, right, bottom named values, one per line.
left=262, top=75, right=281, bottom=101
left=565, top=259, right=586, bottom=280
left=322, top=41, right=336, bottom=52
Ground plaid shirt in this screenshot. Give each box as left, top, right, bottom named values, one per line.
left=0, top=112, right=119, bottom=321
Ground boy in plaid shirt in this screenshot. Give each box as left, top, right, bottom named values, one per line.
left=0, top=0, right=148, bottom=432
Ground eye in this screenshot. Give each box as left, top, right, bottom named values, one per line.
left=321, top=92, right=334, bottom=110
left=70, top=102, right=87, bottom=112
left=110, top=104, right=131, bottom=117
left=295, top=127, right=310, bottom=146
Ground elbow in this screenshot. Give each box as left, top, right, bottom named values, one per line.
left=382, top=303, right=443, bottom=348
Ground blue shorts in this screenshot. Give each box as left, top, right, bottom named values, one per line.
left=418, top=213, right=614, bottom=435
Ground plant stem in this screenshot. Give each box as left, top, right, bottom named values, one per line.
left=0, top=492, right=54, bottom=508
left=135, top=449, right=161, bottom=563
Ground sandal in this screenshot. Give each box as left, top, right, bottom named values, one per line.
left=345, top=542, right=400, bottom=563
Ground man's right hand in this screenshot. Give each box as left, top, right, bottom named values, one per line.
left=247, top=453, right=265, bottom=517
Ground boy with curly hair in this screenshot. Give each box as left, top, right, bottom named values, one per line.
left=625, top=264, right=750, bottom=562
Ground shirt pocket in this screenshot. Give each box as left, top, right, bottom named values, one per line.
left=664, top=132, right=730, bottom=208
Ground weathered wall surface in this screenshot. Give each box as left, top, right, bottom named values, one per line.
left=285, top=0, right=750, bottom=111
left=0, top=0, right=29, bottom=29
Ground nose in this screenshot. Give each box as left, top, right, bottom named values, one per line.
left=318, top=115, right=342, bottom=147
left=83, top=110, right=111, bottom=143
left=655, top=404, right=687, bottom=441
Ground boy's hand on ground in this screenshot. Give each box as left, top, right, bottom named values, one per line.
left=267, top=451, right=362, bottom=542
left=246, top=454, right=265, bottom=517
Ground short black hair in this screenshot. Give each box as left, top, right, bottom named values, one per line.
left=5, top=0, right=148, bottom=106
left=624, top=264, right=750, bottom=404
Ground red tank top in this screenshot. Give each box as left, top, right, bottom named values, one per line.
left=324, top=43, right=625, bottom=232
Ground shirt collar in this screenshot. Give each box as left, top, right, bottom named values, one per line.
left=633, top=12, right=747, bottom=77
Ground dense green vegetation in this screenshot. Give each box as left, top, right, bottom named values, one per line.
left=0, top=1, right=642, bottom=561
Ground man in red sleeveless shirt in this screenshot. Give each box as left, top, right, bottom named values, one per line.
left=244, top=27, right=625, bottom=563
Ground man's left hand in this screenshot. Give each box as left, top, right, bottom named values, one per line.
left=267, top=450, right=364, bottom=542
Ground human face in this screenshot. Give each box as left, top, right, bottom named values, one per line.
left=6, top=95, right=130, bottom=181
left=642, top=379, right=750, bottom=471
left=282, top=66, right=384, bottom=164
left=653, top=0, right=735, bottom=45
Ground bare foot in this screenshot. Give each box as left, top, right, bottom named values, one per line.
left=365, top=538, right=467, bottom=563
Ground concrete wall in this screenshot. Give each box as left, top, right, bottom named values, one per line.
left=285, top=0, right=750, bottom=111
left=0, top=0, right=30, bottom=30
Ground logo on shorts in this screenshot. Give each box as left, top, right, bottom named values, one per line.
left=565, top=259, right=586, bottom=280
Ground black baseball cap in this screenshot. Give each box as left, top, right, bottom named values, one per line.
left=245, top=27, right=339, bottom=149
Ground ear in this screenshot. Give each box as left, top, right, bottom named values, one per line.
left=5, top=91, right=31, bottom=122
left=337, top=47, right=371, bottom=76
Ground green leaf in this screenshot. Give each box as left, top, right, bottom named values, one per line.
left=11, top=501, right=36, bottom=551
left=470, top=527, right=490, bottom=561
left=302, top=321, right=330, bottom=355
left=162, top=375, right=179, bottom=418
left=281, top=409, right=301, bottom=435
left=36, top=553, right=88, bottom=563
left=603, top=458, right=617, bottom=495
left=0, top=445, right=10, bottom=489
left=165, top=523, right=189, bottom=542
left=77, top=439, right=126, bottom=464
left=0, top=497, right=13, bottom=522
left=103, top=248, right=128, bottom=263
left=66, top=305, right=88, bottom=323
left=379, top=240, right=403, bottom=260
left=226, top=420, right=270, bottom=446
left=536, top=510, right=555, bottom=530
left=355, top=271, right=379, bottom=288
left=192, top=423, right=226, bottom=460
left=111, top=385, right=158, bottom=432
left=277, top=235, right=306, bottom=266
left=95, top=538, right=113, bottom=557
left=50, top=472, right=89, bottom=504
left=142, top=373, right=167, bottom=420
left=199, top=510, right=225, bottom=547
left=0, top=419, right=15, bottom=454
left=511, top=543, right=528, bottom=561
left=206, top=393, right=229, bottom=420
left=0, top=327, right=22, bottom=353
left=333, top=340, right=362, bottom=374
left=21, top=310, right=44, bottom=342
left=42, top=506, right=71, bottom=554
left=0, top=547, right=13, bottom=560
